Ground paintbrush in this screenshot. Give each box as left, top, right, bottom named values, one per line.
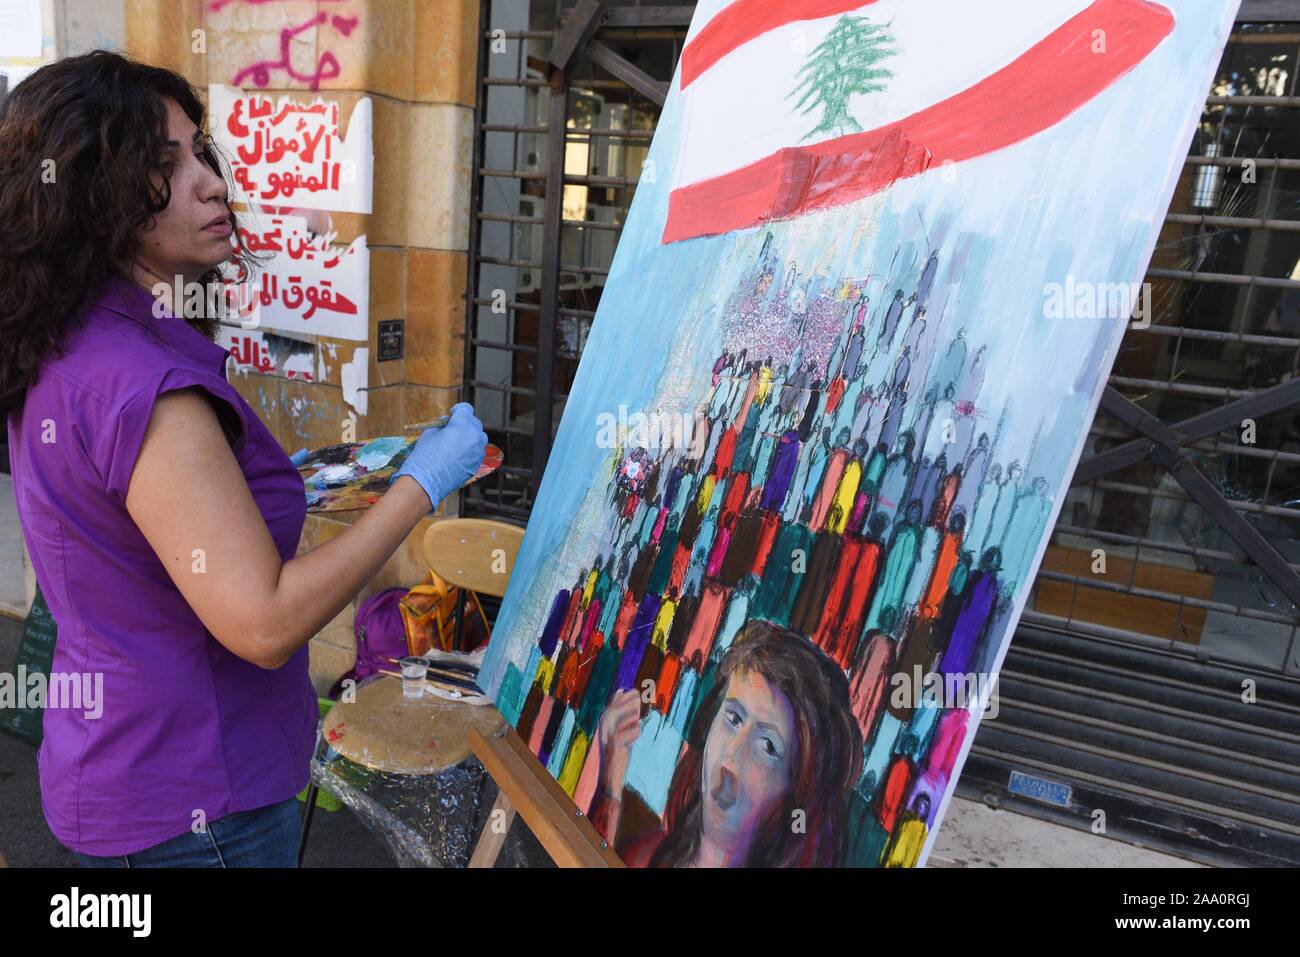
left=379, top=659, right=481, bottom=687
left=378, top=668, right=484, bottom=697
left=381, top=655, right=480, bottom=679
left=403, top=414, right=452, bottom=433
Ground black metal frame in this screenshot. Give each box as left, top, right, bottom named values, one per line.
left=525, top=4, right=679, bottom=483
left=1074, top=384, right=1300, bottom=610
left=461, top=2, right=690, bottom=521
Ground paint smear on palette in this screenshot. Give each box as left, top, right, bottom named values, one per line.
left=300, top=436, right=505, bottom=513
left=356, top=436, right=409, bottom=470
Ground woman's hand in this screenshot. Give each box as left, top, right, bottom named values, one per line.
left=389, top=402, right=488, bottom=511
left=597, top=688, right=643, bottom=800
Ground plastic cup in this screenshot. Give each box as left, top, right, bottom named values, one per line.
left=399, top=656, right=427, bottom=699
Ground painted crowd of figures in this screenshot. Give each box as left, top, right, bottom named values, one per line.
left=494, top=232, right=1055, bottom=866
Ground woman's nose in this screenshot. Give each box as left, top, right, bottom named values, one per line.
left=199, top=163, right=228, bottom=204
left=717, top=729, right=746, bottom=774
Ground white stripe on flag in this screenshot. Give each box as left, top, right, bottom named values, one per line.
left=673, top=0, right=1095, bottom=190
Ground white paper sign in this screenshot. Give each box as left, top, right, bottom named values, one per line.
left=209, top=84, right=374, bottom=214
left=0, top=0, right=42, bottom=58
left=222, top=212, right=370, bottom=341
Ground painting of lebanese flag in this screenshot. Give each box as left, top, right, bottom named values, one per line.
left=479, top=0, right=1240, bottom=867
left=666, top=0, right=1176, bottom=244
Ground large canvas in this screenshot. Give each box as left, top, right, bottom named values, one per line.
left=480, top=0, right=1238, bottom=867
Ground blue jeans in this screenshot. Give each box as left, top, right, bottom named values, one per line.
left=72, top=797, right=301, bottom=868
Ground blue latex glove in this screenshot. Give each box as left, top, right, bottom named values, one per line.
left=389, top=402, right=488, bottom=511
left=288, top=447, right=310, bottom=467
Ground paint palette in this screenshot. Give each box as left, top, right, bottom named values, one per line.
left=300, top=435, right=503, bottom=513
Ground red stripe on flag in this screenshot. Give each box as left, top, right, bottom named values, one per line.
left=664, top=0, right=1174, bottom=245
left=681, top=0, right=882, bottom=89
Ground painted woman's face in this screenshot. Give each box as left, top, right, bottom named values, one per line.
left=700, top=668, right=796, bottom=858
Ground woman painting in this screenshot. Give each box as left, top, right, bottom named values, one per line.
left=592, top=620, right=863, bottom=866
left=0, top=52, right=487, bottom=866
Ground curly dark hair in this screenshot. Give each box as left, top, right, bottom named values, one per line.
left=0, top=50, right=256, bottom=417
left=649, top=619, right=864, bottom=867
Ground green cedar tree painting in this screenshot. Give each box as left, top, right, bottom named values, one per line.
left=788, top=15, right=898, bottom=142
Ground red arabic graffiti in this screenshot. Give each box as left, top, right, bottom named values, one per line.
left=215, top=1, right=359, bottom=91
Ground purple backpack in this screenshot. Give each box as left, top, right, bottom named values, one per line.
left=328, top=587, right=409, bottom=698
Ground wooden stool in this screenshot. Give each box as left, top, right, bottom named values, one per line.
left=299, top=517, right=527, bottom=866
left=300, top=677, right=506, bottom=867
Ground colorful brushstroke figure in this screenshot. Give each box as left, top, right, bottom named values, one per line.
left=479, top=0, right=1239, bottom=867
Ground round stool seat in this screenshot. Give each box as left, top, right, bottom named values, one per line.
left=321, top=676, right=504, bottom=776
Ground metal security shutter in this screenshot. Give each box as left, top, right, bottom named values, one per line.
left=964, top=3, right=1300, bottom=867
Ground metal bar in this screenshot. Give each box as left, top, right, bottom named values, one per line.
left=1145, top=267, right=1300, bottom=291
left=482, top=424, right=537, bottom=439
left=1068, top=387, right=1300, bottom=611
left=468, top=338, right=540, bottom=355
left=478, top=255, right=543, bottom=269
left=1107, top=376, right=1259, bottom=402
left=485, top=73, right=681, bottom=96
left=566, top=127, right=654, bottom=139
left=1129, top=324, right=1300, bottom=348
left=476, top=212, right=544, bottom=226
left=1097, top=388, right=1194, bottom=445
left=562, top=218, right=623, bottom=231
left=1088, top=478, right=1300, bottom=522
left=564, top=172, right=640, bottom=186
left=1164, top=212, right=1300, bottom=233
left=520, top=57, right=561, bottom=503
left=468, top=380, right=537, bottom=396
left=1183, top=156, right=1300, bottom=170
left=1074, top=377, right=1300, bottom=484
left=481, top=123, right=550, bottom=134
left=460, top=0, right=492, bottom=518
left=1150, top=444, right=1300, bottom=611
left=1088, top=424, right=1300, bottom=466
left=482, top=77, right=550, bottom=88
left=477, top=168, right=640, bottom=187
left=493, top=464, right=536, bottom=477
left=600, top=5, right=695, bottom=27
left=1204, top=95, right=1300, bottom=106
left=547, top=0, right=603, bottom=71
left=560, top=263, right=610, bottom=277
left=479, top=167, right=548, bottom=180
left=481, top=30, right=554, bottom=40
left=584, top=38, right=669, bottom=106
left=469, top=297, right=541, bottom=313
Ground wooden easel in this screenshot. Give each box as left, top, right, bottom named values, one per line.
left=467, top=726, right=625, bottom=868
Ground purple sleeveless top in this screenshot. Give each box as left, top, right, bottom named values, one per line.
left=7, top=275, right=315, bottom=855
